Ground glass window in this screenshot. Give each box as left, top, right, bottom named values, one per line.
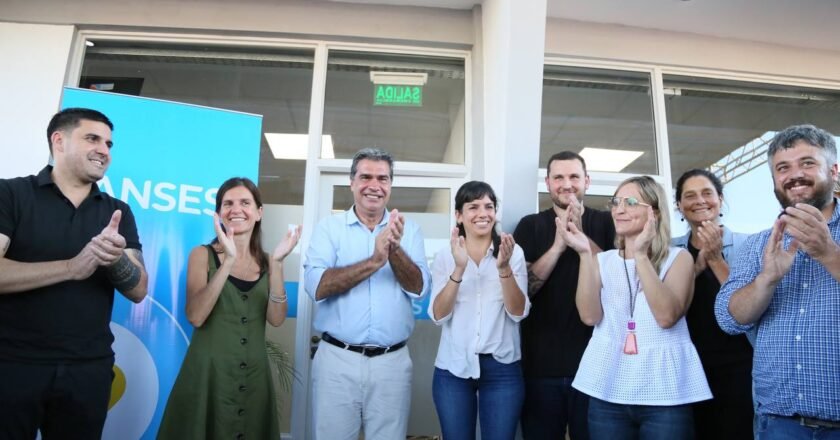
left=664, top=74, right=840, bottom=233
left=323, top=50, right=466, bottom=165
left=80, top=40, right=314, bottom=205
left=541, top=65, right=657, bottom=174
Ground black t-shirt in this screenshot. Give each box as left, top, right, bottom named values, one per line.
left=685, top=241, right=753, bottom=370
left=0, top=166, right=141, bottom=363
left=514, top=207, right=615, bottom=378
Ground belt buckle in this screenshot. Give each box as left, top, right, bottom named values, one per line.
left=800, top=417, right=818, bottom=428
left=361, top=344, right=381, bottom=357
left=799, top=416, right=838, bottom=429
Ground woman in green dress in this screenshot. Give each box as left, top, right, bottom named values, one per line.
left=158, top=177, right=301, bottom=440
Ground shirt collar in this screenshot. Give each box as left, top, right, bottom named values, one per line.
left=37, top=165, right=103, bottom=199
left=720, top=225, right=735, bottom=248
left=346, top=205, right=389, bottom=227
left=674, top=224, right=734, bottom=248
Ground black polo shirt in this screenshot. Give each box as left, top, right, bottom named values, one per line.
left=0, top=166, right=141, bottom=363
left=513, top=207, right=615, bottom=378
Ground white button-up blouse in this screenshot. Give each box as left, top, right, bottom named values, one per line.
left=428, top=244, right=530, bottom=379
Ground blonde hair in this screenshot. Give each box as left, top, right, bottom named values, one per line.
left=614, top=176, right=671, bottom=273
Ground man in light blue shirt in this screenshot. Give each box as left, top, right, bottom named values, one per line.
left=304, top=148, right=430, bottom=440
left=715, top=124, right=840, bottom=439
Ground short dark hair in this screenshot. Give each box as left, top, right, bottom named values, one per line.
left=546, top=151, right=587, bottom=176
left=454, top=180, right=501, bottom=258
left=767, top=124, right=837, bottom=166
left=675, top=168, right=724, bottom=203
left=350, top=148, right=394, bottom=180
left=47, top=108, right=113, bottom=153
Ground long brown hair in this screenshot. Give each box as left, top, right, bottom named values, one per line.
left=614, top=176, right=671, bottom=273
left=212, top=177, right=269, bottom=273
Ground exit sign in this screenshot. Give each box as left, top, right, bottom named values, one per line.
left=373, top=84, right=422, bottom=107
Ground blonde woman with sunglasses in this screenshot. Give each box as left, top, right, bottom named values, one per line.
left=562, top=176, right=711, bottom=440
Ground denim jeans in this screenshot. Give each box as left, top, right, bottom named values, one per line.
left=432, top=355, right=525, bottom=440
left=755, top=414, right=840, bottom=440
left=520, top=376, right=590, bottom=439
left=588, top=397, right=694, bottom=440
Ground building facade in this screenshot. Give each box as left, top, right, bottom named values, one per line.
left=3, top=0, right=840, bottom=437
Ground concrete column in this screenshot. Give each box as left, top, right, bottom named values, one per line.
left=477, top=0, right=546, bottom=232
left=0, top=22, right=74, bottom=178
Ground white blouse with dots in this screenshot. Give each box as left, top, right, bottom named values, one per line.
left=572, top=247, right=712, bottom=406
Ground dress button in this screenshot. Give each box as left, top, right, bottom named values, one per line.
left=800, top=308, right=805, bottom=314
left=239, top=362, right=247, bottom=369
left=239, top=385, right=247, bottom=392
left=236, top=433, right=244, bottom=440
left=798, top=393, right=804, bottom=400
left=241, top=316, right=248, bottom=324
left=795, top=335, right=801, bottom=341
left=238, top=408, right=245, bottom=416
left=803, top=283, right=809, bottom=288
left=796, top=364, right=802, bottom=370
left=240, top=337, right=248, bottom=345
left=241, top=294, right=248, bottom=301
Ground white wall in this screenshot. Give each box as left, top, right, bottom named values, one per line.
left=545, top=18, right=840, bottom=83
left=0, top=22, right=74, bottom=178
left=0, top=0, right=473, bottom=48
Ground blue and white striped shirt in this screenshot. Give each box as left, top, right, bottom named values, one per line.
left=715, top=199, right=840, bottom=422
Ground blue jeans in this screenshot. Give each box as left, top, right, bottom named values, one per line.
left=432, top=355, right=525, bottom=440
left=755, top=414, right=840, bottom=440
left=588, top=397, right=694, bottom=440
left=521, top=376, right=589, bottom=439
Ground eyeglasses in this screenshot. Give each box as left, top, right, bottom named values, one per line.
left=607, top=196, right=651, bottom=209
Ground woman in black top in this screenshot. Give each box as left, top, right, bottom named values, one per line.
left=672, top=169, right=754, bottom=439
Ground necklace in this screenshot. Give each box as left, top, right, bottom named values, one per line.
left=621, top=249, right=640, bottom=355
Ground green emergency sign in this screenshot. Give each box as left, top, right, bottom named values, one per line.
left=373, top=84, right=422, bottom=106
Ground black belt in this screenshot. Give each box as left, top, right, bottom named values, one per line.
left=788, top=415, right=840, bottom=429
left=321, top=332, right=406, bottom=358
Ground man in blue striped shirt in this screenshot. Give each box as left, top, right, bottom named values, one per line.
left=716, top=124, right=840, bottom=439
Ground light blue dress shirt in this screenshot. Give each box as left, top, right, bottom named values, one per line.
left=304, top=207, right=431, bottom=347
left=715, top=200, right=840, bottom=422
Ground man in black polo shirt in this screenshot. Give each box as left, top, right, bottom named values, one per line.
left=0, top=108, right=148, bottom=439
left=514, top=151, right=615, bottom=440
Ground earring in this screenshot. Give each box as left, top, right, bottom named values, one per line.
left=719, top=213, right=723, bottom=217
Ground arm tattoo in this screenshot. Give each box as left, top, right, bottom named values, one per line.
left=106, top=251, right=143, bottom=292
left=527, top=269, right=545, bottom=298
left=128, top=249, right=146, bottom=269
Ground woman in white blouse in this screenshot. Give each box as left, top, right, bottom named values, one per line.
left=429, top=180, right=530, bottom=440
left=563, top=176, right=711, bottom=440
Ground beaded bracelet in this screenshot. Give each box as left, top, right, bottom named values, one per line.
left=449, top=275, right=462, bottom=284
left=499, top=271, right=513, bottom=279
left=269, top=294, right=288, bottom=303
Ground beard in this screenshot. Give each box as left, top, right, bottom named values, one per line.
left=774, top=176, right=834, bottom=210
left=551, top=191, right=581, bottom=210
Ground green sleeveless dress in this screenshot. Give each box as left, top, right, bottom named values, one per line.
left=158, top=246, right=279, bottom=440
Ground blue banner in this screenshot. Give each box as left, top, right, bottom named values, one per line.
left=61, top=88, right=262, bottom=439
